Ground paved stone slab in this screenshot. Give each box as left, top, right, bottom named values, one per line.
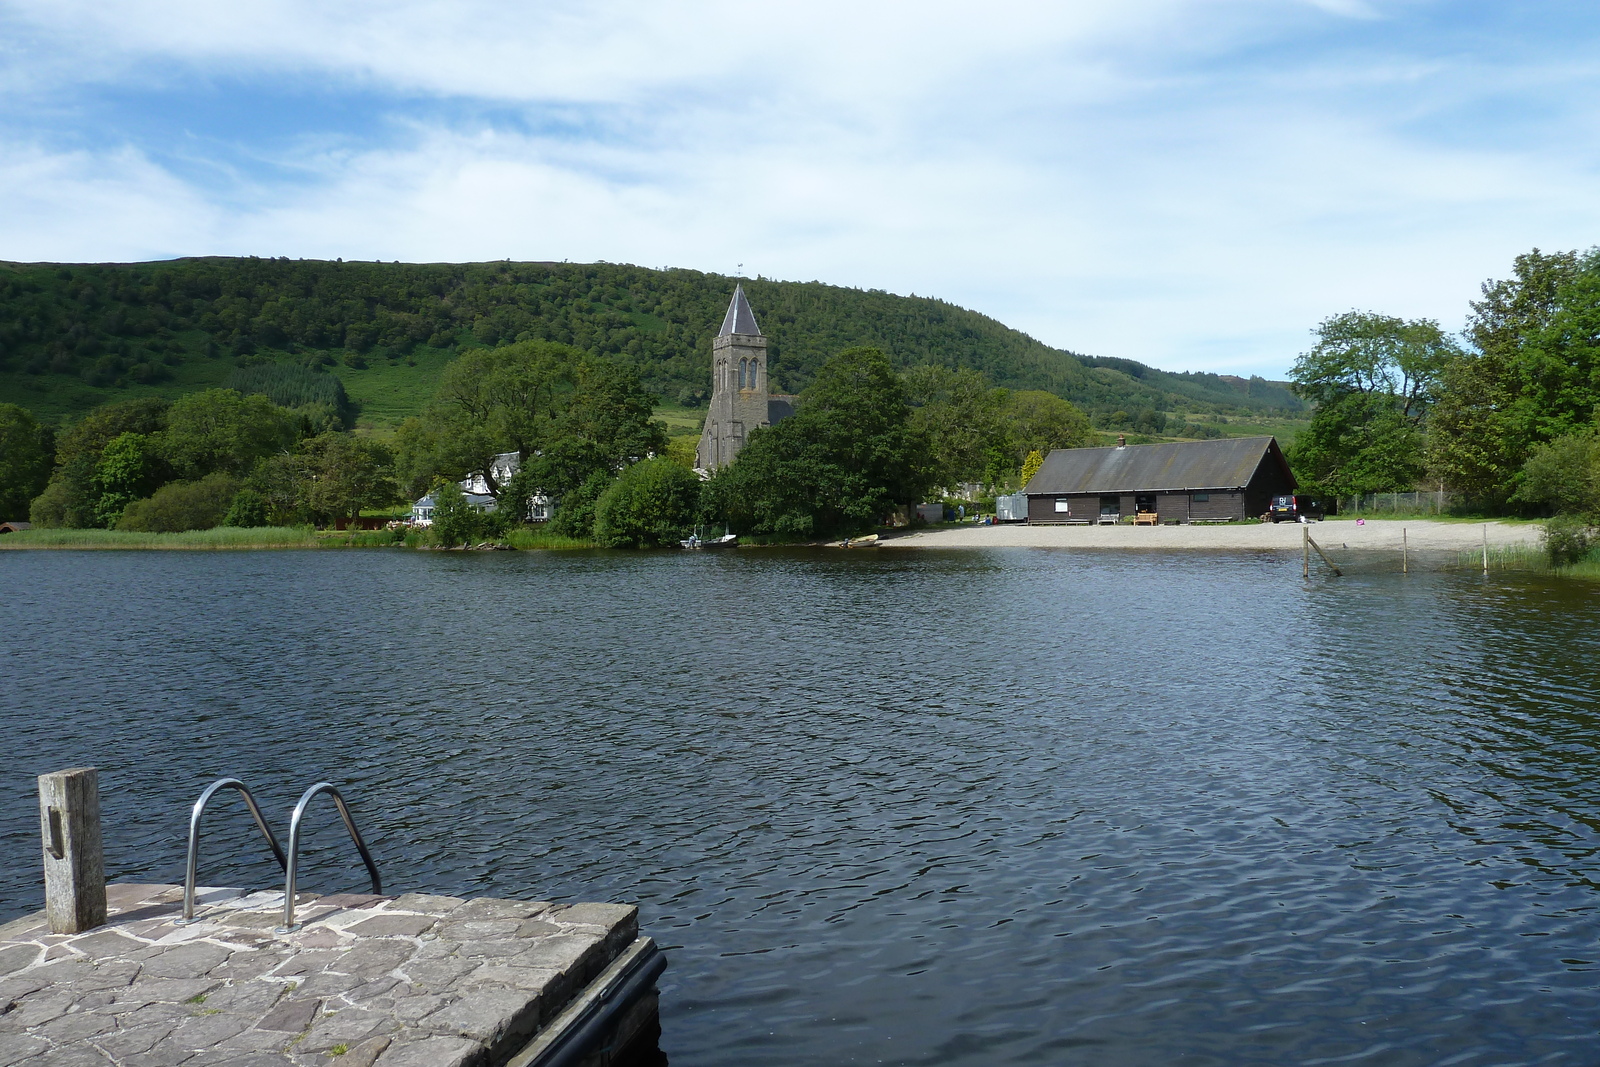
left=0, top=883, right=641, bottom=1066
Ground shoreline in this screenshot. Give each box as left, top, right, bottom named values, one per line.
left=884, top=519, right=1541, bottom=552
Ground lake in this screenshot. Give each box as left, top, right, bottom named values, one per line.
left=2, top=547, right=1598, bottom=1065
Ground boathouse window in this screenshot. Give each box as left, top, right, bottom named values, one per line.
left=1193, top=493, right=1210, bottom=501
left=1054, top=499, right=1071, bottom=513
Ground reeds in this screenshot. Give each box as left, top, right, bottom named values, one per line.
left=0, top=526, right=319, bottom=549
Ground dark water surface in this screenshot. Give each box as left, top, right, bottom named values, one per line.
left=3, top=547, right=1599, bottom=1065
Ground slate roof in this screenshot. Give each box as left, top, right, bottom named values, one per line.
left=718, top=284, right=762, bottom=336
left=1024, top=436, right=1294, bottom=495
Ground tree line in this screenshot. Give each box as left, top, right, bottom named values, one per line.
left=0, top=257, right=1303, bottom=426
left=2, top=335, right=1096, bottom=543
left=1287, top=248, right=1600, bottom=526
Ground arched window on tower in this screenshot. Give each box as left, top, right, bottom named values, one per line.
left=738, top=359, right=747, bottom=389
left=749, top=359, right=758, bottom=388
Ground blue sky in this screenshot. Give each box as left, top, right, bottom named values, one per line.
left=3, top=1, right=1599, bottom=378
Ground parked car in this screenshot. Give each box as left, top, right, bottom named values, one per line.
left=1268, top=495, right=1326, bottom=523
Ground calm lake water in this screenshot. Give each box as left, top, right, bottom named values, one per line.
left=2, top=547, right=1599, bottom=1065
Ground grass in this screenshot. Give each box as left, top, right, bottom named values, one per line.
left=1448, top=539, right=1600, bottom=580
left=1324, top=513, right=1542, bottom=524
left=338, top=345, right=460, bottom=428
left=2, top=523, right=603, bottom=551
left=652, top=402, right=705, bottom=436
left=0, top=526, right=320, bottom=549
left=501, top=527, right=594, bottom=550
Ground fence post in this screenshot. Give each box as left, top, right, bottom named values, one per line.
left=38, top=768, right=106, bottom=934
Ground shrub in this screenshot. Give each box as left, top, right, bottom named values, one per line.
left=428, top=479, right=482, bottom=546
left=1543, top=515, right=1595, bottom=567
left=117, top=473, right=240, bottom=533
left=223, top=489, right=269, bottom=528
left=593, top=458, right=701, bottom=547
left=551, top=470, right=612, bottom=539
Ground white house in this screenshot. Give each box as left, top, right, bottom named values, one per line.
left=410, top=451, right=553, bottom=526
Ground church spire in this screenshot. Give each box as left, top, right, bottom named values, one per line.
left=718, top=284, right=762, bottom=337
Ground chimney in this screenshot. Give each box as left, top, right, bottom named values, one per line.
left=1116, top=434, right=1126, bottom=449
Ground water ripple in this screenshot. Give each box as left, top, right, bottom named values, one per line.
left=2, top=548, right=1599, bottom=1065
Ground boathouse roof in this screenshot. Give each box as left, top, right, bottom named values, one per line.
left=1024, top=436, right=1294, bottom=495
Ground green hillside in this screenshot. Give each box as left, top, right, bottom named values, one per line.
left=0, top=257, right=1303, bottom=428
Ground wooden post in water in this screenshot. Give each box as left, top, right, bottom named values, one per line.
left=1303, top=524, right=1310, bottom=578
left=1306, top=533, right=1342, bottom=576
left=38, top=768, right=105, bottom=934
left=1482, top=524, right=1489, bottom=574
left=1402, top=527, right=1408, bottom=574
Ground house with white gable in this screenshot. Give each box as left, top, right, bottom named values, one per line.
left=410, top=451, right=553, bottom=526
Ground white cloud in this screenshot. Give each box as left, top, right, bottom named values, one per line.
left=3, top=0, right=1599, bottom=377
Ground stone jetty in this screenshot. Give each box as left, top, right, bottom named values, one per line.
left=0, top=883, right=660, bottom=1067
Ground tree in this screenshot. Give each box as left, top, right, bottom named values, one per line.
left=159, top=389, right=293, bottom=480
left=242, top=453, right=309, bottom=526
left=904, top=366, right=1007, bottom=491
left=707, top=347, right=934, bottom=538
left=1429, top=249, right=1585, bottom=506
left=551, top=470, right=613, bottom=539
left=0, top=404, right=53, bottom=520
left=30, top=396, right=169, bottom=527
left=428, top=478, right=482, bottom=546
left=1020, top=450, right=1044, bottom=487
left=91, top=432, right=162, bottom=528
left=1288, top=311, right=1460, bottom=496
left=1006, top=390, right=1092, bottom=458
left=593, top=458, right=701, bottom=547
left=400, top=342, right=666, bottom=504
left=1511, top=431, right=1600, bottom=520
left=407, top=341, right=576, bottom=498
left=293, top=432, right=400, bottom=526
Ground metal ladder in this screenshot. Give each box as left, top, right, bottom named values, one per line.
left=176, top=778, right=382, bottom=933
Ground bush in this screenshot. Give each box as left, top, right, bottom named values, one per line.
left=1543, top=515, right=1595, bottom=567
left=428, top=479, right=482, bottom=546
left=117, top=473, right=241, bottom=532
left=223, top=489, right=269, bottom=528
left=593, top=458, right=701, bottom=547
left=551, top=470, right=612, bottom=539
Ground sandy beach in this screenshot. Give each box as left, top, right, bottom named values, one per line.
left=888, top=518, right=1540, bottom=551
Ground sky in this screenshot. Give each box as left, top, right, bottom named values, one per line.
left=2, top=1, right=1599, bottom=378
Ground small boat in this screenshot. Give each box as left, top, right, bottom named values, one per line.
left=681, top=531, right=738, bottom=550
left=829, top=533, right=881, bottom=548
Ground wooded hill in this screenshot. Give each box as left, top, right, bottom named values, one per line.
left=0, top=257, right=1303, bottom=425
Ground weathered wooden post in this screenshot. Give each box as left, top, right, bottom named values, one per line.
left=1402, top=527, right=1408, bottom=574
left=1482, top=524, right=1489, bottom=575
left=38, top=767, right=106, bottom=933
left=1303, top=524, right=1310, bottom=579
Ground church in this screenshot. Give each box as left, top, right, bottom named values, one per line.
left=695, top=285, right=798, bottom=472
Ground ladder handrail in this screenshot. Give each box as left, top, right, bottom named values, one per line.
left=276, top=781, right=381, bottom=933
left=176, top=777, right=287, bottom=924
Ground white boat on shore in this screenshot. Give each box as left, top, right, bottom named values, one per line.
left=681, top=532, right=738, bottom=550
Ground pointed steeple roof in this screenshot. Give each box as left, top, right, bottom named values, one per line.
left=718, top=284, right=762, bottom=336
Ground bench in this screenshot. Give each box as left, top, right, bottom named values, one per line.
left=1133, top=511, right=1159, bottom=526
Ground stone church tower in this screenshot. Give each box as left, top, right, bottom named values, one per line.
left=695, top=285, right=795, bottom=471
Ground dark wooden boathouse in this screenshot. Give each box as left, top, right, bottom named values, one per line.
left=1023, top=436, right=1295, bottom=524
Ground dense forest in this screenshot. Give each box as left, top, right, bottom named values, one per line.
left=0, top=257, right=1302, bottom=426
